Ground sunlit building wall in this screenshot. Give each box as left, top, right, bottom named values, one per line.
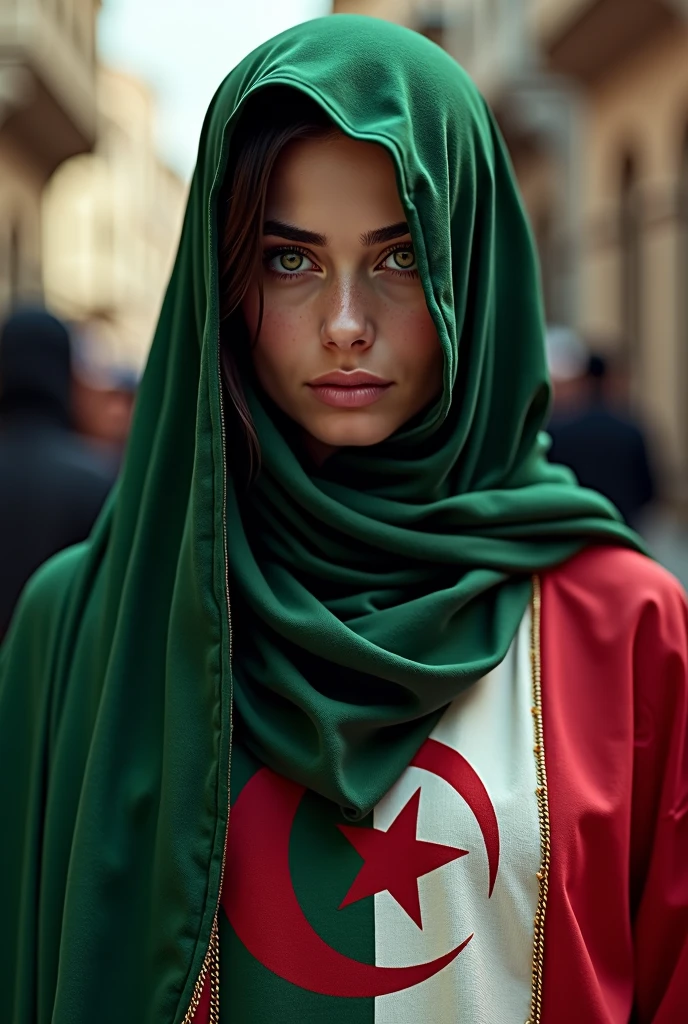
left=540, top=1, right=688, bottom=501
left=42, top=67, right=187, bottom=374
left=0, top=0, right=100, bottom=309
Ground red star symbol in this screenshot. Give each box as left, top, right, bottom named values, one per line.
left=337, top=788, right=468, bottom=929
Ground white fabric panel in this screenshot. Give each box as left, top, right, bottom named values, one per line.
left=374, top=609, right=540, bottom=1023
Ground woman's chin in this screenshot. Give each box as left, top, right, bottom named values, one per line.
left=305, top=419, right=398, bottom=450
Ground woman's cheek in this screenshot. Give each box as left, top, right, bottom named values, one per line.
left=386, top=305, right=439, bottom=357
left=259, top=306, right=304, bottom=356
left=253, top=308, right=314, bottom=391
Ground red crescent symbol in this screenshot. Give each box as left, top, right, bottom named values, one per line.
left=412, top=738, right=500, bottom=897
left=223, top=768, right=471, bottom=997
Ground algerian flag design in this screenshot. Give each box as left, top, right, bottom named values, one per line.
left=220, top=610, right=541, bottom=1023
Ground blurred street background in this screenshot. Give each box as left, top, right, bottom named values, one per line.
left=2, top=0, right=688, bottom=605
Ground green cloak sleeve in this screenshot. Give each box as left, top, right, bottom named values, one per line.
left=0, top=547, right=85, bottom=1018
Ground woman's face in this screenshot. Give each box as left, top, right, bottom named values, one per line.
left=242, top=132, right=443, bottom=463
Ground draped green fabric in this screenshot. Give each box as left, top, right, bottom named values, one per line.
left=0, top=15, right=642, bottom=1022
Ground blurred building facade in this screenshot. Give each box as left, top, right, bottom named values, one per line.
left=42, top=67, right=187, bottom=374
left=334, top=0, right=688, bottom=506
left=0, top=0, right=100, bottom=309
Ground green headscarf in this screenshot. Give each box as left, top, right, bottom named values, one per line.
left=224, top=28, right=643, bottom=815
left=0, top=15, right=641, bottom=1022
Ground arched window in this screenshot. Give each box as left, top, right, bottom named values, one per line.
left=619, top=152, right=642, bottom=365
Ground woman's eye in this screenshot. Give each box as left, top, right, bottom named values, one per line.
left=382, top=248, right=417, bottom=272
left=267, top=250, right=315, bottom=275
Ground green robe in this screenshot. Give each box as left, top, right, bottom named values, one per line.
left=0, top=15, right=640, bottom=1022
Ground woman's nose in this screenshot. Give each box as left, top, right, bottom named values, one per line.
left=321, top=277, right=375, bottom=351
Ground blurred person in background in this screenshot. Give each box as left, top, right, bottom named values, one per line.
left=0, top=308, right=117, bottom=640
left=547, top=326, right=656, bottom=530
left=72, top=364, right=138, bottom=468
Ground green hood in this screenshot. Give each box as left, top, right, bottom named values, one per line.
left=0, top=14, right=641, bottom=1022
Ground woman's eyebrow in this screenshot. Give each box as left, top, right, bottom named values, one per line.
left=263, top=219, right=326, bottom=245
left=263, top=219, right=411, bottom=248
left=361, top=222, right=410, bottom=246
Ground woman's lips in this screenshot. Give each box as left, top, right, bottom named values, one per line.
left=307, top=383, right=393, bottom=408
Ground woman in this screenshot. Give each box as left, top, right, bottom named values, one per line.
left=1, top=15, right=686, bottom=1024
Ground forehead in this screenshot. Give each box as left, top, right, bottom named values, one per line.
left=264, top=133, right=406, bottom=237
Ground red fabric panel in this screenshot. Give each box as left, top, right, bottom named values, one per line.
left=541, top=547, right=688, bottom=1023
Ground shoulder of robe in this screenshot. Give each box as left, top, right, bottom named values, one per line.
left=1, top=543, right=88, bottom=680
left=542, top=544, right=688, bottom=666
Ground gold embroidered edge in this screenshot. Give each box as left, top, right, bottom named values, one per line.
left=526, top=574, right=550, bottom=1024
left=181, top=917, right=220, bottom=1024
